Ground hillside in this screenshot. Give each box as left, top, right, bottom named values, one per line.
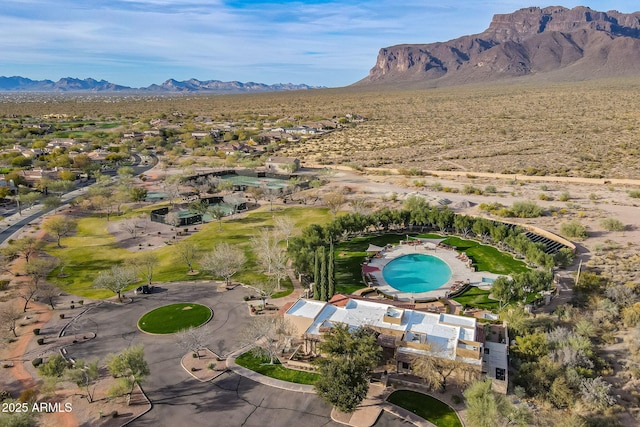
left=357, top=6, right=640, bottom=86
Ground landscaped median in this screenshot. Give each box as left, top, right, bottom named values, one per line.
left=137, top=303, right=212, bottom=334
left=234, top=350, right=319, bottom=385
left=386, top=390, right=463, bottom=427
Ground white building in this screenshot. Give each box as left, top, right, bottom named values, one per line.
left=284, top=297, right=508, bottom=392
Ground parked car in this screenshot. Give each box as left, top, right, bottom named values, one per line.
left=135, top=285, right=154, bottom=294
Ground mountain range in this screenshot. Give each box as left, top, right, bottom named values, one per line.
left=357, top=6, right=640, bottom=87
left=0, top=76, right=322, bottom=93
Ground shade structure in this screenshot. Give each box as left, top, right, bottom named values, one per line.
left=366, top=244, right=384, bottom=253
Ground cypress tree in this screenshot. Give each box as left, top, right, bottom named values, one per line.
left=313, top=247, right=321, bottom=300
left=327, top=241, right=335, bottom=299
left=319, top=246, right=328, bottom=301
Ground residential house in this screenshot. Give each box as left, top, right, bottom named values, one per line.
left=265, top=156, right=300, bottom=173
left=284, top=297, right=509, bottom=393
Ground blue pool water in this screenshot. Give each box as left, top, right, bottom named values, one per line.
left=382, top=254, right=452, bottom=293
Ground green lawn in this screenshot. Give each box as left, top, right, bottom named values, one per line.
left=235, top=351, right=319, bottom=385
left=138, top=303, right=212, bottom=334
left=46, top=206, right=332, bottom=299
left=417, top=234, right=529, bottom=275
left=387, top=390, right=462, bottom=427
left=452, top=286, right=500, bottom=311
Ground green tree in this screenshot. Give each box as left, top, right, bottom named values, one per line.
left=208, top=204, right=226, bottom=230
left=313, top=247, right=321, bottom=300
left=319, top=245, right=327, bottom=301
left=464, top=379, right=513, bottom=427
left=513, top=332, right=549, bottom=363
left=66, top=359, right=100, bottom=403
left=106, top=345, right=150, bottom=403
left=314, top=325, right=381, bottom=413
left=42, top=215, right=77, bottom=248
left=328, top=241, right=335, bottom=299
left=38, top=354, right=69, bottom=378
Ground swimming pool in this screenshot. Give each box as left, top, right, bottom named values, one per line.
left=382, top=254, right=452, bottom=293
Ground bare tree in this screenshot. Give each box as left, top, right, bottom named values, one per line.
left=176, top=326, right=209, bottom=359
left=165, top=212, right=180, bottom=236
left=93, top=265, right=138, bottom=302
left=411, top=352, right=464, bottom=391
left=254, top=279, right=277, bottom=308
left=25, top=257, right=52, bottom=288
left=42, top=215, right=78, bottom=248
left=18, top=282, right=39, bottom=313
left=38, top=282, right=59, bottom=310
left=349, top=198, right=373, bottom=215
left=243, top=316, right=294, bottom=364
left=0, top=302, right=22, bottom=337
left=121, top=217, right=142, bottom=239
left=128, top=252, right=159, bottom=286
left=274, top=215, right=296, bottom=248
left=200, top=243, right=246, bottom=287
left=175, top=241, right=198, bottom=274
left=252, top=228, right=288, bottom=290
left=323, top=191, right=346, bottom=216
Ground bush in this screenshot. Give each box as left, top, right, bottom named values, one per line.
left=31, top=358, right=43, bottom=368
left=33, top=328, right=40, bottom=336
left=629, top=190, right=640, bottom=199
left=59, top=314, right=65, bottom=319
left=191, top=367, right=198, bottom=372
left=560, top=221, right=588, bottom=240
left=0, top=280, right=9, bottom=290
left=207, top=363, right=216, bottom=370
left=451, top=394, right=462, bottom=404
left=37, top=338, right=44, bottom=345
left=78, top=300, right=83, bottom=305
left=192, top=353, right=198, bottom=358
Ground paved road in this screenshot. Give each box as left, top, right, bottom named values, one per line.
left=64, top=283, right=408, bottom=427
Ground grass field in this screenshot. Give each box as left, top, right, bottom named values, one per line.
left=387, top=390, right=462, bottom=427
left=235, top=351, right=319, bottom=385
left=46, top=206, right=332, bottom=299
left=418, top=234, right=529, bottom=275
left=138, top=303, right=212, bottom=334
left=452, top=287, right=499, bottom=311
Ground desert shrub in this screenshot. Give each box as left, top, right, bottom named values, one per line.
left=629, top=190, right=640, bottom=198
left=560, top=221, right=588, bottom=240
left=0, top=280, right=9, bottom=290
left=600, top=218, right=625, bottom=232
left=31, top=358, right=43, bottom=368
left=558, top=192, right=571, bottom=201
left=38, top=354, right=68, bottom=378
left=511, top=200, right=543, bottom=218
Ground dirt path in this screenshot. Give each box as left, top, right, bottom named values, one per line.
left=0, top=299, right=80, bottom=427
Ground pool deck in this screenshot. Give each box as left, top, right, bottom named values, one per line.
left=364, top=243, right=501, bottom=302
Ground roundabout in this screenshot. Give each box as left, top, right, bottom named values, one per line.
left=138, top=303, right=213, bottom=334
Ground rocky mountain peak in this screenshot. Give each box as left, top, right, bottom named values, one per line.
left=358, top=6, right=640, bottom=87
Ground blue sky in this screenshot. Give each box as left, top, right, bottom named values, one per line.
left=1, top=1, right=638, bottom=87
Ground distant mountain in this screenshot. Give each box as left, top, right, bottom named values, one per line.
left=0, top=76, right=322, bottom=93
left=356, top=6, right=640, bottom=87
